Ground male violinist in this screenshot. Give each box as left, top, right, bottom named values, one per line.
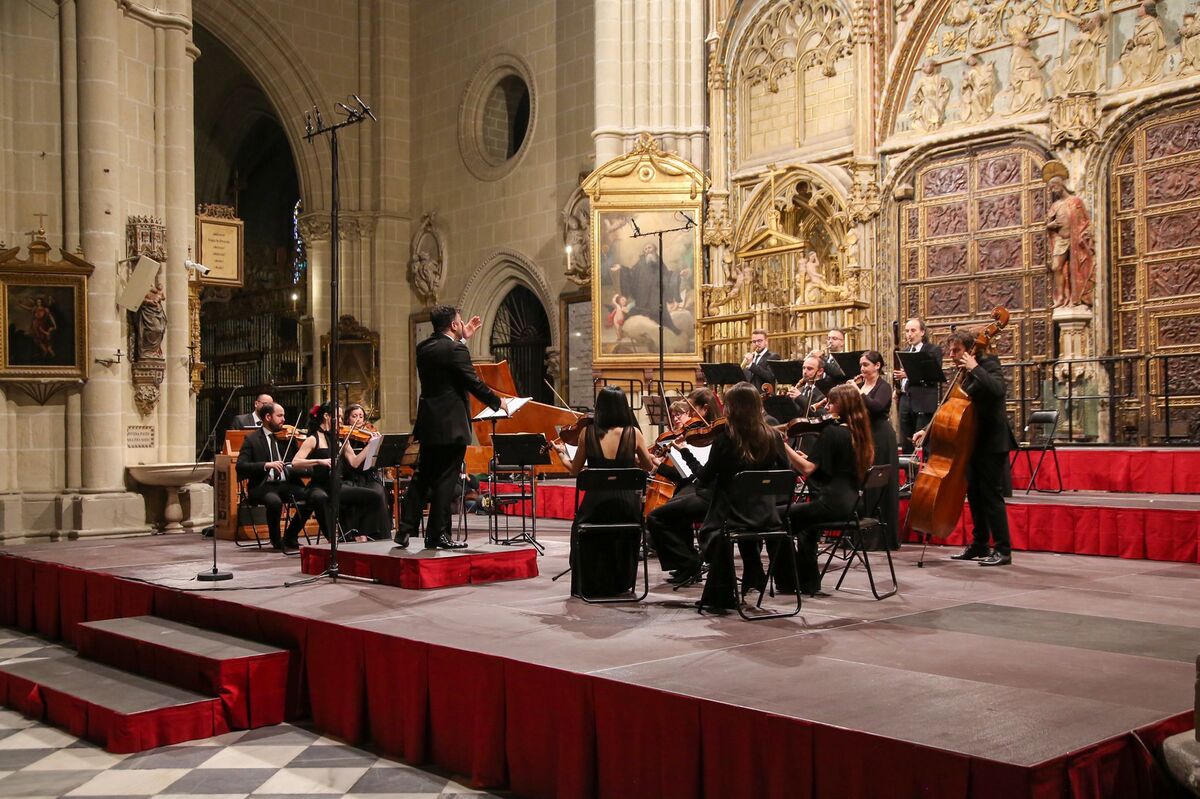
left=236, top=402, right=301, bottom=552
left=912, top=329, right=1017, bottom=566
left=397, top=304, right=510, bottom=549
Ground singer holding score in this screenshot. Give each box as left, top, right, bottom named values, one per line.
left=397, top=304, right=510, bottom=549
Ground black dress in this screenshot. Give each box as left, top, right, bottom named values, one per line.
left=694, top=430, right=789, bottom=610
left=341, top=440, right=393, bottom=540
left=787, top=424, right=860, bottom=594
left=862, top=379, right=900, bottom=548
left=571, top=426, right=642, bottom=597
left=286, top=431, right=334, bottom=542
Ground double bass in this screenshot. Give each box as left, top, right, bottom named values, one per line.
left=908, top=307, right=1010, bottom=539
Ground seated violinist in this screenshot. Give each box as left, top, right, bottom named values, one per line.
left=338, top=403, right=392, bottom=542
left=646, top=388, right=723, bottom=584
left=235, top=402, right=303, bottom=552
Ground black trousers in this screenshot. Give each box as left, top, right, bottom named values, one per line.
left=898, top=393, right=934, bottom=454
left=246, top=481, right=299, bottom=545
left=286, top=486, right=331, bottom=542
left=967, top=451, right=1012, bottom=556
left=340, top=480, right=392, bottom=539
left=399, top=443, right=465, bottom=543
left=645, top=485, right=709, bottom=572
left=785, top=497, right=857, bottom=594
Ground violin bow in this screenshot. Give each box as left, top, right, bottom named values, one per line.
left=543, top=379, right=576, bottom=414
left=280, top=408, right=307, bottom=461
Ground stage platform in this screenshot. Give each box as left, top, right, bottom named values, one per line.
left=1, top=521, right=1196, bottom=799
left=299, top=540, right=538, bottom=589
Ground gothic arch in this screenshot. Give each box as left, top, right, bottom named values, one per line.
left=192, top=0, right=343, bottom=211
left=734, top=163, right=850, bottom=249
left=457, top=248, right=558, bottom=360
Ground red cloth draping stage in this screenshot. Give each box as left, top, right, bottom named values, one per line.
left=1008, top=446, right=1200, bottom=493
left=0, top=550, right=1189, bottom=798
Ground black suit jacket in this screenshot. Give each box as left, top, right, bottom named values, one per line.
left=743, top=349, right=779, bottom=389
left=902, top=342, right=944, bottom=415
left=233, top=412, right=261, bottom=429
left=236, top=428, right=292, bottom=490
left=413, top=334, right=502, bottom=446
left=823, top=353, right=845, bottom=380
left=963, top=354, right=1018, bottom=453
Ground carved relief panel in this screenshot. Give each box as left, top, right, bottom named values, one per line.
left=1110, top=104, right=1200, bottom=425
left=899, top=145, right=1051, bottom=359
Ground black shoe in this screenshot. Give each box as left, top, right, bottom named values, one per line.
left=393, top=532, right=410, bottom=548
left=269, top=537, right=283, bottom=551
left=740, top=577, right=767, bottom=598
left=281, top=538, right=300, bottom=554
left=979, top=551, right=1012, bottom=567
left=425, top=536, right=467, bottom=550
left=951, top=546, right=990, bottom=560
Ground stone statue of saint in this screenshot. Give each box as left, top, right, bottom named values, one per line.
left=1178, top=12, right=1200, bottom=76
left=906, top=59, right=952, bottom=132
left=1046, top=177, right=1095, bottom=308
left=138, top=283, right=168, bottom=359
left=1118, top=2, right=1167, bottom=88
left=959, top=54, right=996, bottom=123
left=1052, top=14, right=1109, bottom=94
left=1004, top=35, right=1050, bottom=116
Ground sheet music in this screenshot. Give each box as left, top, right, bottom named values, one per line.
left=564, top=443, right=578, bottom=461
left=669, top=443, right=711, bottom=479
left=358, top=433, right=386, bottom=470
left=473, top=396, right=531, bottom=420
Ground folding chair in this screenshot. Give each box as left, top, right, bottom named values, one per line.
left=234, top=479, right=268, bottom=549
left=1012, top=409, right=1063, bottom=494
left=570, top=468, right=650, bottom=604
left=722, top=470, right=802, bottom=621
left=814, top=465, right=898, bottom=600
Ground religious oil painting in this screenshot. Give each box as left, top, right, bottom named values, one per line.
left=1, top=276, right=89, bottom=380
left=593, top=208, right=700, bottom=363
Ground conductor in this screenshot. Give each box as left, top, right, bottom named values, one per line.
left=397, top=304, right=510, bottom=549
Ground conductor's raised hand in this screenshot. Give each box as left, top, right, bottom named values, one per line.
left=463, top=315, right=483, bottom=339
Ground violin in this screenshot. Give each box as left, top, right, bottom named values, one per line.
left=546, top=414, right=594, bottom=452
left=338, top=423, right=377, bottom=444
left=649, top=414, right=707, bottom=457
left=774, top=414, right=838, bottom=438
left=273, top=424, right=308, bottom=443
left=681, top=417, right=727, bottom=447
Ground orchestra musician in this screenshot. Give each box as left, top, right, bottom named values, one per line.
left=553, top=386, right=656, bottom=598
left=233, top=393, right=273, bottom=429
left=693, top=382, right=791, bottom=613
left=235, top=402, right=302, bottom=552
left=786, top=354, right=827, bottom=415
left=858, top=350, right=900, bottom=549
left=822, top=328, right=847, bottom=380
left=397, top=304, right=509, bottom=550
left=741, top=328, right=778, bottom=390
left=783, top=384, right=875, bottom=596
left=285, top=402, right=388, bottom=544
left=894, top=317, right=943, bottom=453
left=646, top=389, right=724, bottom=585
left=912, top=329, right=1017, bottom=566
left=338, top=403, right=393, bottom=541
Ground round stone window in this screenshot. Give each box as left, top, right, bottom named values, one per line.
left=459, top=55, right=537, bottom=180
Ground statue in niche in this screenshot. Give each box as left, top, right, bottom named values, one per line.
left=1052, top=14, right=1109, bottom=94
left=408, top=212, right=445, bottom=305
left=137, top=281, right=167, bottom=359
left=705, top=259, right=753, bottom=315
left=801, top=249, right=851, bottom=302
left=1118, top=1, right=1167, bottom=88
left=562, top=204, right=591, bottom=285
left=959, top=53, right=997, bottom=123
left=1003, top=34, right=1050, bottom=115
left=1006, top=0, right=1044, bottom=41
left=906, top=59, right=952, bottom=132
left=1178, top=11, right=1200, bottom=75
left=1045, top=171, right=1095, bottom=308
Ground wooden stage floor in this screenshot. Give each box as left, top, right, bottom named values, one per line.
left=4, top=520, right=1199, bottom=786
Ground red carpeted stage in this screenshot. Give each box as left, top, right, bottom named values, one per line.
left=1, top=516, right=1197, bottom=799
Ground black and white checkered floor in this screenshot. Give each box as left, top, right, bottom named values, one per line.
left=0, top=630, right=508, bottom=798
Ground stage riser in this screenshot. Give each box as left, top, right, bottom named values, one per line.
left=0, top=550, right=1185, bottom=798
left=1010, top=448, right=1200, bottom=494
left=299, top=545, right=538, bottom=589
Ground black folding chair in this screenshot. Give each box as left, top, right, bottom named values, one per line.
left=1012, top=409, right=1063, bottom=494
left=814, top=465, right=898, bottom=600
left=233, top=479, right=267, bottom=549
left=722, top=470, right=802, bottom=621
left=570, top=468, right=650, bottom=604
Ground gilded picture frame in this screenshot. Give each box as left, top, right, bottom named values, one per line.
left=0, top=240, right=92, bottom=381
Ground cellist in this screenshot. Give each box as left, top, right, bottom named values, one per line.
left=912, top=328, right=1017, bottom=566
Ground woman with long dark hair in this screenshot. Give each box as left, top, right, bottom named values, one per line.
left=338, top=403, right=393, bottom=541
left=692, top=382, right=790, bottom=612
left=859, top=350, right=900, bottom=548
left=553, top=386, right=655, bottom=597
left=785, top=384, right=874, bottom=595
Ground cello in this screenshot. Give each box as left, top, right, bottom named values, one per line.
left=908, top=307, right=1010, bottom=539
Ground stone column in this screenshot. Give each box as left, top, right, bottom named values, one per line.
left=1053, top=305, right=1099, bottom=441
left=69, top=0, right=143, bottom=532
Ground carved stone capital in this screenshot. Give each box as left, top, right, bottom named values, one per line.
left=1049, top=93, right=1101, bottom=151
left=846, top=164, right=882, bottom=223
left=702, top=202, right=734, bottom=249
left=297, top=214, right=330, bottom=242
left=132, top=359, right=166, bottom=417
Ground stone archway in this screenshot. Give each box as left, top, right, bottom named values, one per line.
left=458, top=248, right=557, bottom=363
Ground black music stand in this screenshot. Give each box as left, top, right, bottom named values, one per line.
left=372, top=434, right=410, bottom=470
left=700, top=362, right=747, bottom=389
left=490, top=432, right=550, bottom=553
left=896, top=350, right=947, bottom=386
left=764, top=395, right=801, bottom=424
left=766, top=359, right=805, bottom=387
left=815, top=375, right=841, bottom=397
left=644, top=394, right=671, bottom=429
left=831, top=350, right=865, bottom=381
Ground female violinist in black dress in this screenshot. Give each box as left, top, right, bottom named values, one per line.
left=785, top=384, right=875, bottom=595
left=339, top=403, right=393, bottom=541
left=553, top=386, right=656, bottom=597
left=694, top=383, right=790, bottom=612
left=858, top=350, right=900, bottom=548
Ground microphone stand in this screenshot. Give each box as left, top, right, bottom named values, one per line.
left=286, top=96, right=377, bottom=587
left=195, top=383, right=243, bottom=583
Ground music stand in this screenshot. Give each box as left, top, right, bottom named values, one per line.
left=700, top=362, right=747, bottom=389
left=766, top=359, right=805, bottom=388
left=831, top=350, right=865, bottom=380
left=372, top=434, right=410, bottom=469
left=490, top=432, right=550, bottom=552
left=763, top=395, right=801, bottom=424
left=896, top=350, right=948, bottom=386
left=644, top=394, right=671, bottom=429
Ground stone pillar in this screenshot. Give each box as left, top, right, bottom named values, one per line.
left=594, top=0, right=622, bottom=163
left=1053, top=305, right=1098, bottom=441
left=69, top=0, right=143, bottom=533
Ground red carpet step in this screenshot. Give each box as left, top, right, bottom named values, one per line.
left=76, top=616, right=288, bottom=729
left=300, top=541, right=538, bottom=589
left=0, top=655, right=225, bottom=753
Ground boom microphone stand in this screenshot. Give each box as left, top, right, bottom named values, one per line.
left=195, top=383, right=243, bottom=582
left=286, top=95, right=377, bottom=588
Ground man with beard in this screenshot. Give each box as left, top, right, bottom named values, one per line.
left=610, top=242, right=681, bottom=335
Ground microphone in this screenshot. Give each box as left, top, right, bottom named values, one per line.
left=678, top=211, right=696, bottom=228
left=353, top=94, right=378, bottom=122
left=630, top=218, right=641, bottom=236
